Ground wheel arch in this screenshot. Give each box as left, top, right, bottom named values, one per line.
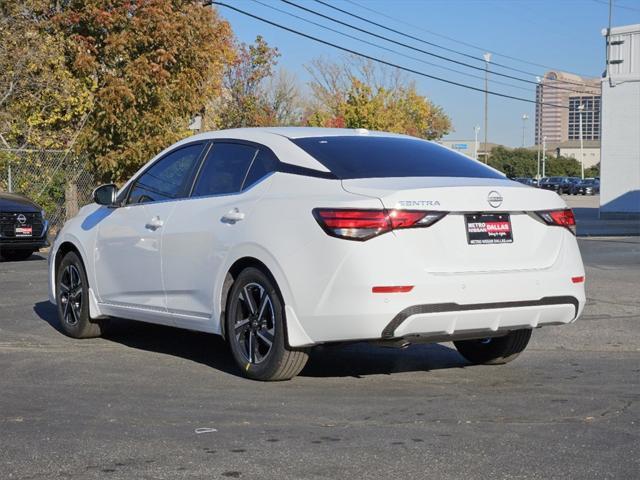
left=218, top=253, right=313, bottom=347
left=50, top=238, right=104, bottom=319
left=54, top=241, right=86, bottom=279
left=219, top=256, right=284, bottom=341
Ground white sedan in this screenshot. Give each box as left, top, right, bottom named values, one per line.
left=48, top=128, right=586, bottom=380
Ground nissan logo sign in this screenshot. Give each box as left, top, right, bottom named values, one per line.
left=17, top=214, right=27, bottom=224
left=487, top=191, right=503, bottom=208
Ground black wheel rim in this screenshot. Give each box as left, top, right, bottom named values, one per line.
left=233, top=282, right=275, bottom=365
left=59, top=265, right=82, bottom=327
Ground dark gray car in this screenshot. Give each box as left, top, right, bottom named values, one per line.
left=539, top=176, right=574, bottom=194
left=0, top=192, right=49, bottom=261
left=570, top=178, right=600, bottom=195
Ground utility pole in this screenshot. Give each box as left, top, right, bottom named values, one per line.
left=474, top=125, right=480, bottom=161
left=536, top=76, right=542, bottom=181
left=483, top=53, right=491, bottom=163
left=606, top=0, right=613, bottom=86
left=578, top=103, right=585, bottom=179
left=521, top=114, right=529, bottom=147
left=542, top=136, right=547, bottom=178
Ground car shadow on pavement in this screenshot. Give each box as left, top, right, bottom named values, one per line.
left=34, top=300, right=66, bottom=334
left=33, top=300, right=239, bottom=376
left=0, top=253, right=47, bottom=262
left=34, top=300, right=468, bottom=379
left=302, top=342, right=467, bottom=378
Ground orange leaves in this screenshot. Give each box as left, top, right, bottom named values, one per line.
left=48, top=1, right=235, bottom=182
left=305, top=58, right=451, bottom=140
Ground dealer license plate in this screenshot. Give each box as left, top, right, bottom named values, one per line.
left=465, top=213, right=513, bottom=245
left=15, top=225, right=33, bottom=237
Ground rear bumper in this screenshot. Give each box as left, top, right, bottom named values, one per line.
left=287, top=277, right=585, bottom=346
left=283, top=227, right=585, bottom=347
left=381, top=296, right=578, bottom=341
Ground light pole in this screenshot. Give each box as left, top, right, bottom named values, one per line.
left=483, top=52, right=491, bottom=163
left=521, top=114, right=529, bottom=147
left=474, top=125, right=480, bottom=160
left=542, top=136, right=547, bottom=178
left=578, top=103, right=585, bottom=179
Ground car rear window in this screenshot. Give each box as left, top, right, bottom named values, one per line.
left=291, top=136, right=503, bottom=180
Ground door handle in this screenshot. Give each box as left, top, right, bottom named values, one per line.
left=221, top=208, right=245, bottom=224
left=145, top=216, right=164, bottom=230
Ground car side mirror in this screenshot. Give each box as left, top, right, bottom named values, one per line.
left=93, top=184, right=118, bottom=206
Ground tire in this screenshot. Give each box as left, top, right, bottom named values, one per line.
left=453, top=329, right=532, bottom=365
left=226, top=267, right=309, bottom=381
left=1, top=249, right=35, bottom=261
left=56, top=251, right=109, bottom=338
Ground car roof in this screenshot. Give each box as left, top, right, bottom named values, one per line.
left=159, top=127, right=421, bottom=176
left=190, top=127, right=411, bottom=141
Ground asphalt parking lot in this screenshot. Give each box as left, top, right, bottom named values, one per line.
left=1, top=237, right=639, bottom=478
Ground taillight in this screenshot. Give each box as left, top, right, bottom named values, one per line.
left=536, top=209, right=576, bottom=235
left=313, top=208, right=446, bottom=241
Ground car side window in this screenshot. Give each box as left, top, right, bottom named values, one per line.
left=192, top=143, right=258, bottom=197
left=242, top=148, right=279, bottom=190
left=127, top=144, right=204, bottom=204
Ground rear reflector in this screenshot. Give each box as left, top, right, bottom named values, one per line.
left=571, top=276, right=585, bottom=283
left=372, top=286, right=414, bottom=293
left=535, top=209, right=577, bottom=235
left=313, top=208, right=446, bottom=241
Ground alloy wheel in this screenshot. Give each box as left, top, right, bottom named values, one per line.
left=59, top=264, right=83, bottom=327
left=233, top=282, right=275, bottom=365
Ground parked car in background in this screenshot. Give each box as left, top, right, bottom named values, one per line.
left=514, top=177, right=537, bottom=187
left=566, top=177, right=581, bottom=192
left=0, top=192, right=49, bottom=261
left=48, top=127, right=585, bottom=381
left=539, top=176, right=574, bottom=194
left=570, top=178, right=600, bottom=195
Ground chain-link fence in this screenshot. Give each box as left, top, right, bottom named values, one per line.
left=0, top=149, right=97, bottom=233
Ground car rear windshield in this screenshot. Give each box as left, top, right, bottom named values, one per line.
left=291, top=136, right=504, bottom=180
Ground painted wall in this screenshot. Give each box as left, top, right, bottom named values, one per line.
left=558, top=147, right=601, bottom=169
left=600, top=24, right=640, bottom=217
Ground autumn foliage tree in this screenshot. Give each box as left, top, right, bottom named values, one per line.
left=305, top=57, right=451, bottom=140
left=0, top=0, right=93, bottom=149
left=212, top=35, right=303, bottom=130
left=2, top=4, right=456, bottom=186
left=52, top=0, right=235, bottom=182
left=214, top=36, right=280, bottom=129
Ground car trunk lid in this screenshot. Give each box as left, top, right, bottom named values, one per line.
left=342, top=177, right=568, bottom=274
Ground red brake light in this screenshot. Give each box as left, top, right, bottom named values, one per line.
left=536, top=209, right=576, bottom=234
left=313, top=209, right=446, bottom=241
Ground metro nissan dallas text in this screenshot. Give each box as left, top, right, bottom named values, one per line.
left=48, top=128, right=585, bottom=380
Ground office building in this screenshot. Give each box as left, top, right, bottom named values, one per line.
left=535, top=71, right=601, bottom=145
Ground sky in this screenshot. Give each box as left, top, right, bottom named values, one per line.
left=214, top=0, right=640, bottom=147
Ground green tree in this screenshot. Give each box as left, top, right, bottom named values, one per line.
left=585, top=163, right=600, bottom=178
left=0, top=0, right=93, bottom=149
left=52, top=0, right=235, bottom=182
left=487, top=146, right=582, bottom=178
left=305, top=57, right=451, bottom=140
